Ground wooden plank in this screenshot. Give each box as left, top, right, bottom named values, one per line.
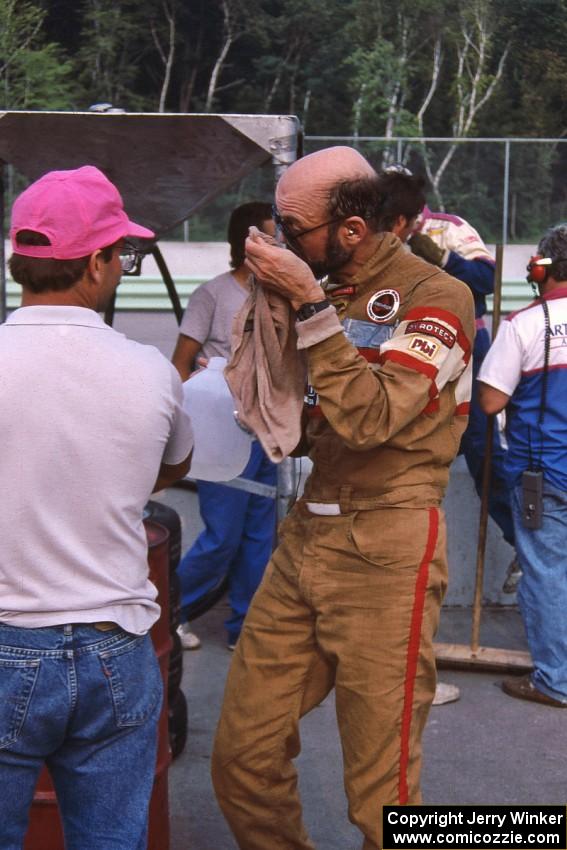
left=435, top=642, right=533, bottom=674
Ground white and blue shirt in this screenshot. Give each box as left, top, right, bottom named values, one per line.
left=478, top=287, right=567, bottom=489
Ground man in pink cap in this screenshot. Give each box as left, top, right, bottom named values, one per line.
left=0, top=166, right=193, bottom=849
left=211, top=147, right=475, bottom=849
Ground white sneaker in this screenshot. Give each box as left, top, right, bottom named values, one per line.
left=432, top=682, right=460, bottom=705
left=177, top=623, right=201, bottom=650
left=502, top=556, right=522, bottom=593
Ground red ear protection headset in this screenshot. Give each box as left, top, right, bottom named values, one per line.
left=526, top=255, right=553, bottom=285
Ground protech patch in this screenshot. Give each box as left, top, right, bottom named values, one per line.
left=406, top=320, right=456, bottom=348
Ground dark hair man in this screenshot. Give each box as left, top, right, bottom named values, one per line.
left=211, top=146, right=475, bottom=850
left=375, top=167, right=427, bottom=238
left=377, top=168, right=516, bottom=583
left=171, top=201, right=277, bottom=651
left=0, top=165, right=194, bottom=848
left=478, top=224, right=567, bottom=708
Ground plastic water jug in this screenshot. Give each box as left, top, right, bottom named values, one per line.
left=182, top=356, right=253, bottom=482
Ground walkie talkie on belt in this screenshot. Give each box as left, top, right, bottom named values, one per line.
left=521, top=469, right=543, bottom=529
left=521, top=296, right=550, bottom=530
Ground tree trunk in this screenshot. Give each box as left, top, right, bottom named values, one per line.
left=151, top=0, right=175, bottom=112
left=264, top=41, right=296, bottom=113
left=178, top=19, right=203, bottom=113
left=302, top=88, right=311, bottom=133
left=156, top=2, right=176, bottom=113
left=205, top=0, right=233, bottom=113
left=353, top=81, right=367, bottom=142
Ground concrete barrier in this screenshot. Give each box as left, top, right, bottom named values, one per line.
left=4, top=241, right=537, bottom=313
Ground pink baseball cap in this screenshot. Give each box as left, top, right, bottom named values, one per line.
left=10, top=165, right=154, bottom=259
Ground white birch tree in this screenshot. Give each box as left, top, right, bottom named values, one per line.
left=151, top=0, right=177, bottom=113
left=419, top=0, right=510, bottom=208
left=205, top=0, right=245, bottom=113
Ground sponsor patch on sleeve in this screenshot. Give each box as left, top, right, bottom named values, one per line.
left=409, top=336, right=440, bottom=360
left=406, top=320, right=456, bottom=348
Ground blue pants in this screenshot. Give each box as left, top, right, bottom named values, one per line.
left=178, top=441, right=277, bottom=644
left=0, top=623, right=162, bottom=850
left=461, top=326, right=515, bottom=546
left=512, top=483, right=567, bottom=703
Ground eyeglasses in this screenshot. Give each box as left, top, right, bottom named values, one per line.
left=383, top=162, right=413, bottom=177
left=272, top=205, right=342, bottom=244
left=119, top=244, right=143, bottom=274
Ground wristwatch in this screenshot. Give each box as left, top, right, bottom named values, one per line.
left=295, top=299, right=330, bottom=321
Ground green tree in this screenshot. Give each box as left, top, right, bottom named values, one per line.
left=5, top=0, right=563, bottom=238
left=422, top=0, right=510, bottom=207
left=0, top=0, right=76, bottom=109
left=244, top=0, right=351, bottom=133
left=346, top=0, right=510, bottom=203
left=346, top=0, right=447, bottom=138
left=487, top=0, right=567, bottom=137
left=76, top=0, right=151, bottom=110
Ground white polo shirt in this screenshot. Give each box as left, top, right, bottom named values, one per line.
left=478, top=288, right=567, bottom=490
left=0, top=306, right=193, bottom=634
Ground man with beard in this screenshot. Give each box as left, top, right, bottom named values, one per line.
left=211, top=147, right=475, bottom=850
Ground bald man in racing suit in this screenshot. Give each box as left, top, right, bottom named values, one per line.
left=211, top=147, right=475, bottom=850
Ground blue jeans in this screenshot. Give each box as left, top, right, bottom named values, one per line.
left=178, top=440, right=277, bottom=644
left=0, top=623, right=163, bottom=850
left=512, top=483, right=567, bottom=703
left=461, top=326, right=515, bottom=546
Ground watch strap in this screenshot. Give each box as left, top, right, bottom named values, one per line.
left=295, top=299, right=331, bottom=321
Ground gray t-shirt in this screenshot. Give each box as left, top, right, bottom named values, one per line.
left=179, top=271, right=249, bottom=361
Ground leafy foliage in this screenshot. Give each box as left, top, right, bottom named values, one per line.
left=1, top=0, right=565, bottom=239
left=0, top=0, right=77, bottom=109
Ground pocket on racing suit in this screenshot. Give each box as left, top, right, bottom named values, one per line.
left=350, top=507, right=429, bottom=573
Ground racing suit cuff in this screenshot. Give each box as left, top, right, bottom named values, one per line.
left=295, top=305, right=343, bottom=350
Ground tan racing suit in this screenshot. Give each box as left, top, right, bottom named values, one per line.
left=212, top=233, right=475, bottom=850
